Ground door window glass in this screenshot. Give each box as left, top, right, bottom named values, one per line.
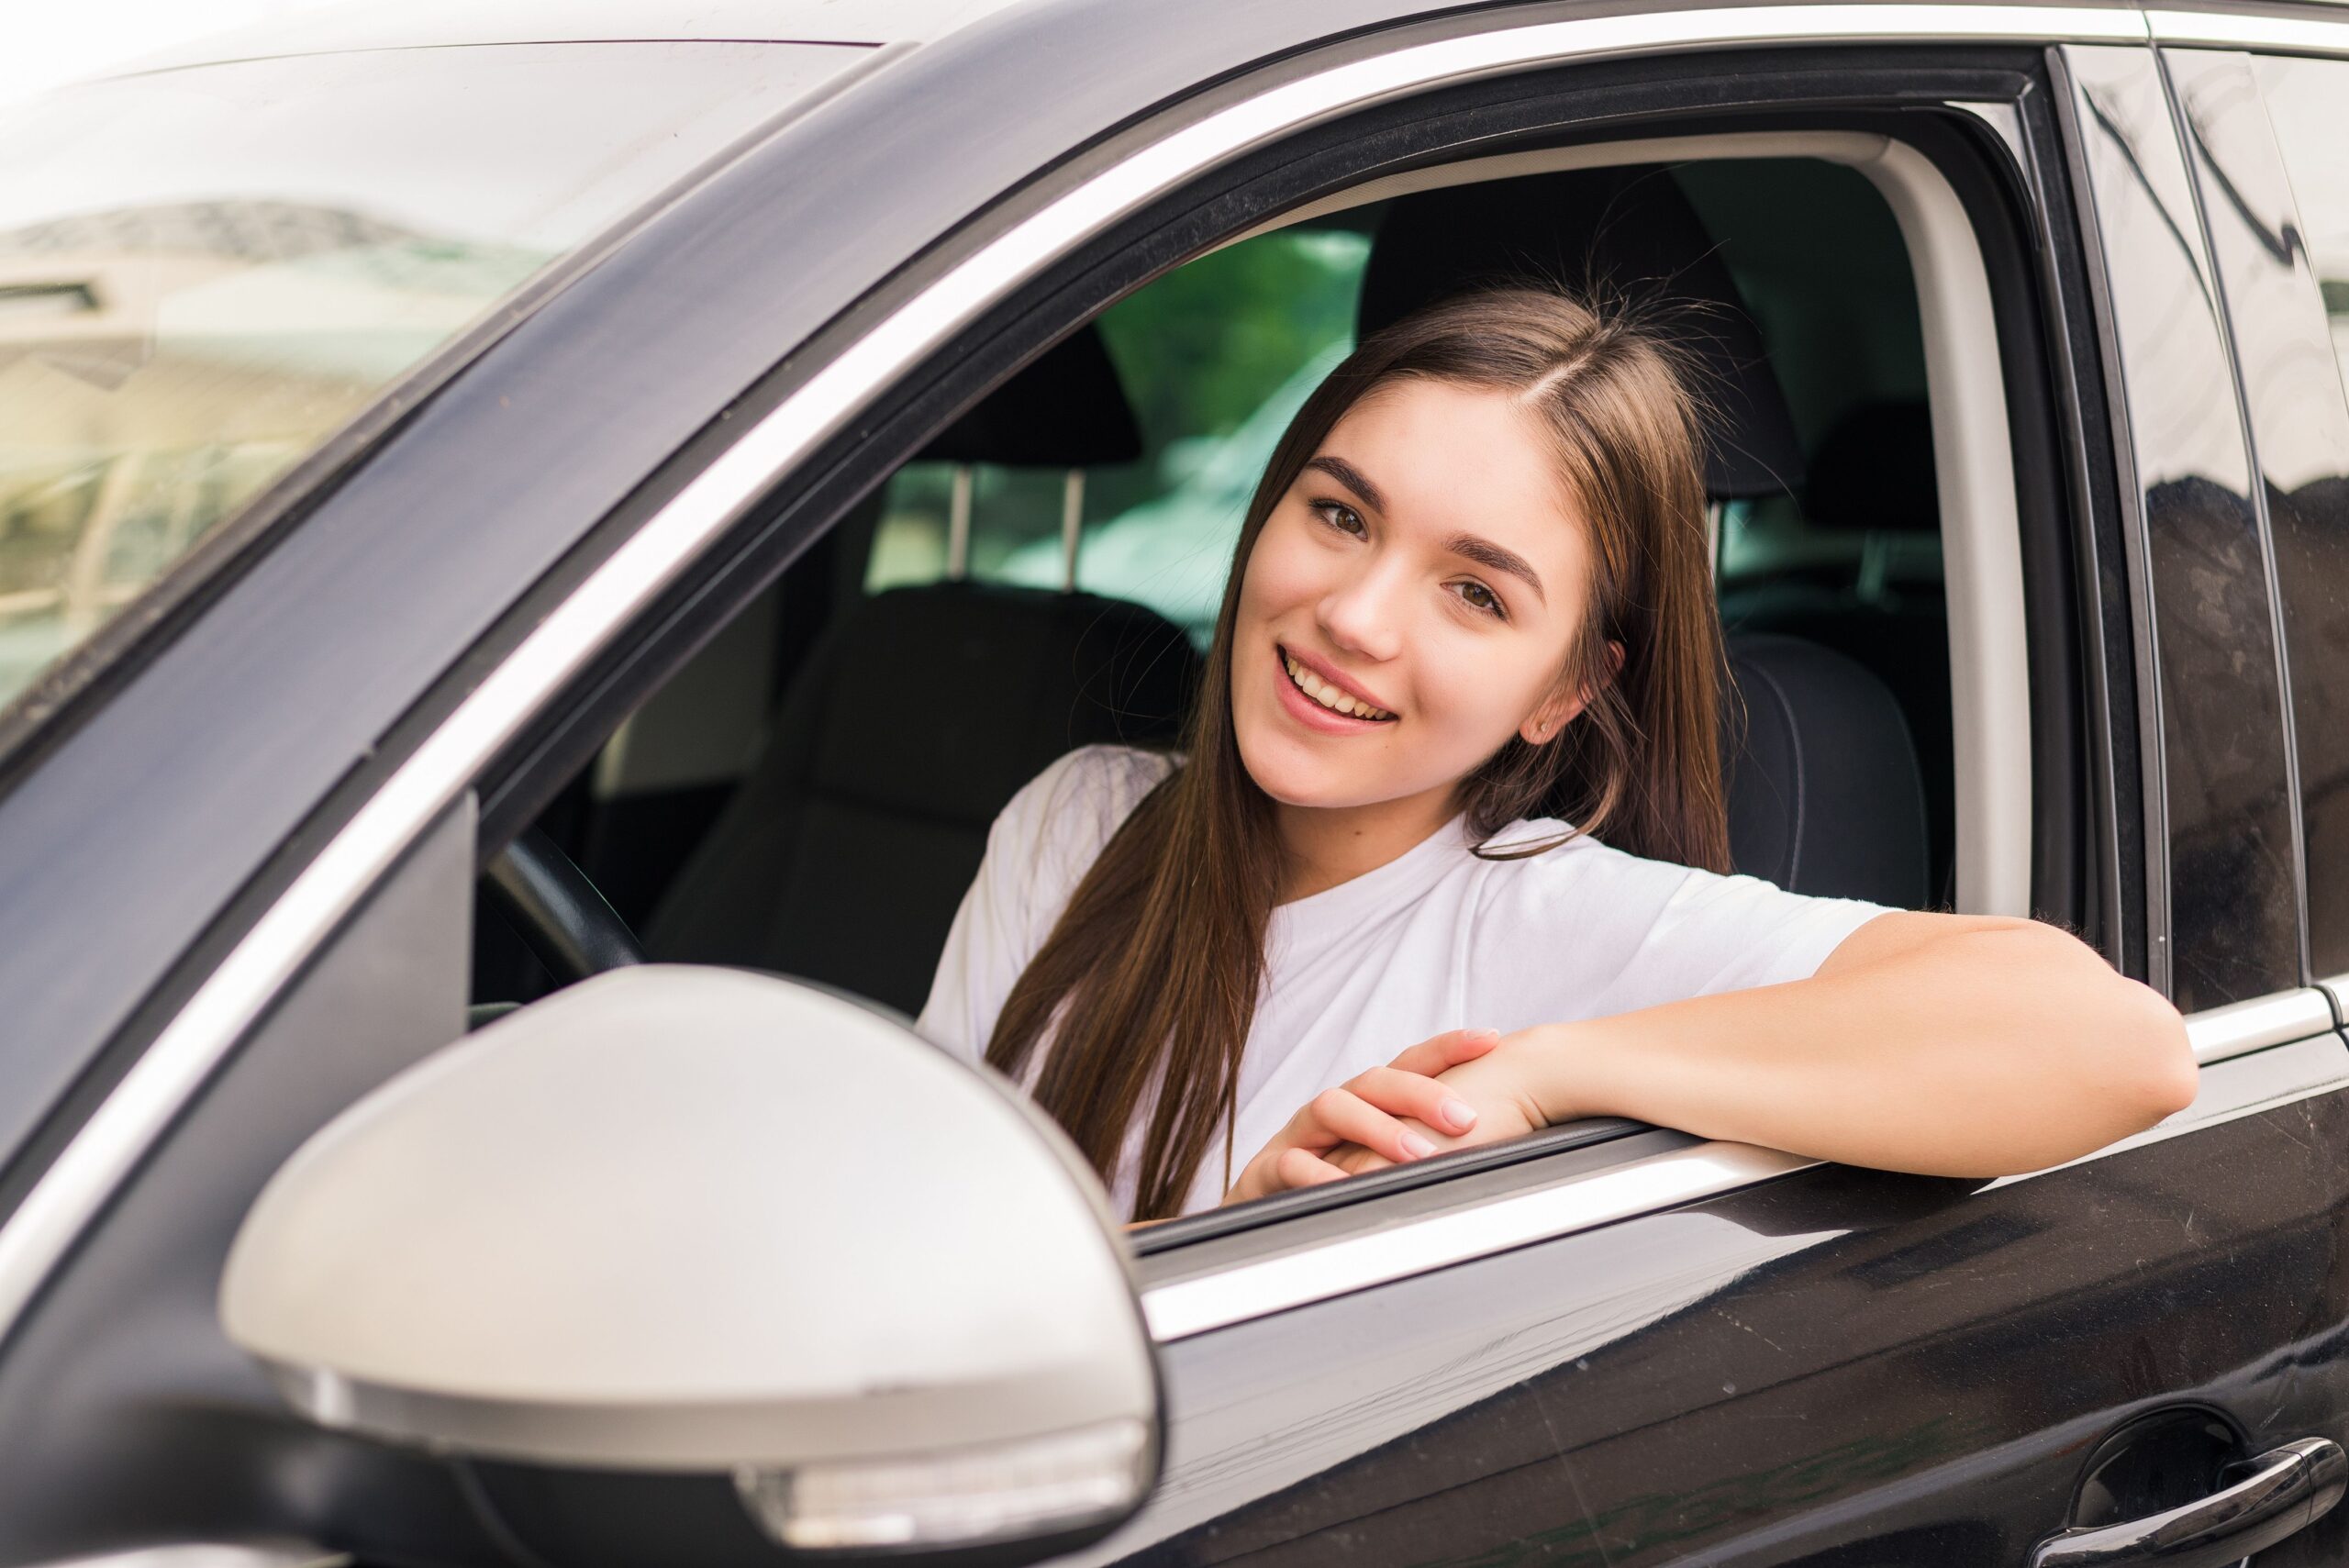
left=2236, top=50, right=2349, bottom=980
left=2066, top=45, right=2299, bottom=1010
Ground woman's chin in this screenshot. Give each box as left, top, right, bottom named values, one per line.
left=1235, top=728, right=1392, bottom=810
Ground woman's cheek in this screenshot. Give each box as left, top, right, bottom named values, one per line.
left=1240, top=515, right=1327, bottom=617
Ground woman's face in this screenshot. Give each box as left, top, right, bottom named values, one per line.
left=1230, top=375, right=1598, bottom=815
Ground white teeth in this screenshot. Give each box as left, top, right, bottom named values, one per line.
left=1283, top=652, right=1392, bottom=720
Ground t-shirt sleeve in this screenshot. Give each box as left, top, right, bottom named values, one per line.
left=1478, top=838, right=1895, bottom=1027
left=914, top=745, right=1174, bottom=1067
left=1625, top=864, right=1894, bottom=1002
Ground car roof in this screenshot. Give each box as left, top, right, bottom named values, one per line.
left=85, top=0, right=2349, bottom=86
left=95, top=0, right=1026, bottom=80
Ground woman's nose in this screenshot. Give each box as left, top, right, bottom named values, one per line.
left=1318, top=558, right=1407, bottom=661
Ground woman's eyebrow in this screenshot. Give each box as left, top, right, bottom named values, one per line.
left=1304, top=454, right=1386, bottom=512
left=1445, top=533, right=1546, bottom=606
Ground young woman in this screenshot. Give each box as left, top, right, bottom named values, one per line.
left=917, top=285, right=2197, bottom=1225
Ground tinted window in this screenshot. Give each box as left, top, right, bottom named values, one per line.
left=0, top=40, right=859, bottom=712
left=2232, top=50, right=2349, bottom=982
left=2067, top=45, right=2299, bottom=1009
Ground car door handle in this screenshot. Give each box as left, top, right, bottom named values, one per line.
left=2030, top=1436, right=2348, bottom=1568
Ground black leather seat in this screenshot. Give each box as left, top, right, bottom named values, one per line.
left=644, top=324, right=1202, bottom=1014
left=1723, top=633, right=1929, bottom=906
left=1359, top=164, right=1806, bottom=499
left=1722, top=400, right=1953, bottom=898
left=1363, top=167, right=1929, bottom=907
left=645, top=582, right=1197, bottom=1013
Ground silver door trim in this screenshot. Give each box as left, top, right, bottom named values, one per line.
left=1141, top=1140, right=1817, bottom=1342
left=0, top=1, right=2160, bottom=1346
left=2186, top=987, right=2338, bottom=1065
left=2321, top=973, right=2349, bottom=1025
left=2146, top=8, right=2349, bottom=54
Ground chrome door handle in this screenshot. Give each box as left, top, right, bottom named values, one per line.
left=2030, top=1436, right=2348, bottom=1567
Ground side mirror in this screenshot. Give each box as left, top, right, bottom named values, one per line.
left=219, top=966, right=1160, bottom=1562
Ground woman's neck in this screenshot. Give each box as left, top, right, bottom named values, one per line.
left=1275, top=782, right=1463, bottom=903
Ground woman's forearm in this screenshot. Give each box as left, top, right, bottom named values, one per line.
left=1506, top=913, right=2198, bottom=1178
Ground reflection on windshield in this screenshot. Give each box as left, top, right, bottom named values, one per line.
left=0, top=39, right=862, bottom=712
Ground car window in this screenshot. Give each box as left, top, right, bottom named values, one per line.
left=0, top=39, right=862, bottom=714
left=2067, top=44, right=2299, bottom=1009
left=863, top=217, right=1375, bottom=642
left=1686, top=158, right=1932, bottom=591
left=2238, top=50, right=2349, bottom=981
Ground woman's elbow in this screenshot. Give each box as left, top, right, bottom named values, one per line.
left=2093, top=971, right=2197, bottom=1128
left=2015, top=924, right=2196, bottom=1132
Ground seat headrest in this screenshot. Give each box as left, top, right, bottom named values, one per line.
left=1357, top=165, right=1805, bottom=498
left=805, top=583, right=1197, bottom=824
left=918, top=322, right=1142, bottom=468
left=1723, top=632, right=1928, bottom=907
left=1806, top=400, right=1939, bottom=532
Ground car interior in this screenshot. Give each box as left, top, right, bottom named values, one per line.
left=473, top=144, right=1972, bottom=1059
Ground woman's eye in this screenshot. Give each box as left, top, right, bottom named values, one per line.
left=1312, top=500, right=1367, bottom=538
left=1455, top=580, right=1505, bottom=618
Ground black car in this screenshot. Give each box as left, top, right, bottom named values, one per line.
left=2, top=1, right=2348, bottom=1563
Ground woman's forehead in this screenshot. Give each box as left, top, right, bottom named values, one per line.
left=1317, top=379, right=1587, bottom=559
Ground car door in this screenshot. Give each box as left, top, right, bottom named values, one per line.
left=1055, top=30, right=2349, bottom=1568
left=4, top=6, right=2348, bottom=1567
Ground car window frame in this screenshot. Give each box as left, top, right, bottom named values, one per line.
left=0, top=5, right=2300, bottom=1356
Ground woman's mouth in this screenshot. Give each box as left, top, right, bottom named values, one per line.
left=1276, top=645, right=1397, bottom=724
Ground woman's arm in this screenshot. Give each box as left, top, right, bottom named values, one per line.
left=1450, top=911, right=2196, bottom=1179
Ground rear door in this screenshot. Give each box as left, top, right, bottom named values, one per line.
left=1079, top=28, right=2349, bottom=1568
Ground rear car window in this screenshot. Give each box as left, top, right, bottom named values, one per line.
left=0, top=39, right=862, bottom=712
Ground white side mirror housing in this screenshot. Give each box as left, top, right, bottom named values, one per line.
left=219, top=965, right=1159, bottom=1557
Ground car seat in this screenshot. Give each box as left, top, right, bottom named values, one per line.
left=644, top=325, right=1203, bottom=1014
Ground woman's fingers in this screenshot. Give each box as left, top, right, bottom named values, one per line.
left=1275, top=1146, right=1351, bottom=1190
left=1387, top=1026, right=1503, bottom=1079
left=1292, top=1086, right=1439, bottom=1164
left=1225, top=1031, right=1508, bottom=1207
left=1347, top=1064, right=1479, bottom=1136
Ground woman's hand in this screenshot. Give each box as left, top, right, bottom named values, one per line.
left=1222, top=1028, right=1504, bottom=1206
left=1323, top=1033, right=1551, bottom=1176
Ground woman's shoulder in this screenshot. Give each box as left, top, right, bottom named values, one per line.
left=1463, top=817, right=1895, bottom=1005
left=1465, top=817, right=1782, bottom=917
left=991, top=743, right=1181, bottom=872
left=1006, top=743, right=1179, bottom=823
left=1469, top=817, right=1681, bottom=889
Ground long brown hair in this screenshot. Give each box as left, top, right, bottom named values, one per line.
left=985, top=285, right=1731, bottom=1218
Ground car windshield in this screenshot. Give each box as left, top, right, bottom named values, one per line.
left=0, top=39, right=863, bottom=713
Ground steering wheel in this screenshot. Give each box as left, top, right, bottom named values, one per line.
left=482, top=826, right=647, bottom=984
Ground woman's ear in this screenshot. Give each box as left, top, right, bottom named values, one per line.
left=1520, top=640, right=1625, bottom=747
left=1520, top=686, right=1583, bottom=747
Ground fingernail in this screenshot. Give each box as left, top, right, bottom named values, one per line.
left=1473, top=1028, right=1502, bottom=1041
left=1440, top=1098, right=1477, bottom=1132
left=1401, top=1130, right=1438, bottom=1159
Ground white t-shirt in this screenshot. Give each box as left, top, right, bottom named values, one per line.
left=916, top=744, right=1891, bottom=1219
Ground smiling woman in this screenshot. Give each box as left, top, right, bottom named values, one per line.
left=915, top=285, right=2197, bottom=1223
